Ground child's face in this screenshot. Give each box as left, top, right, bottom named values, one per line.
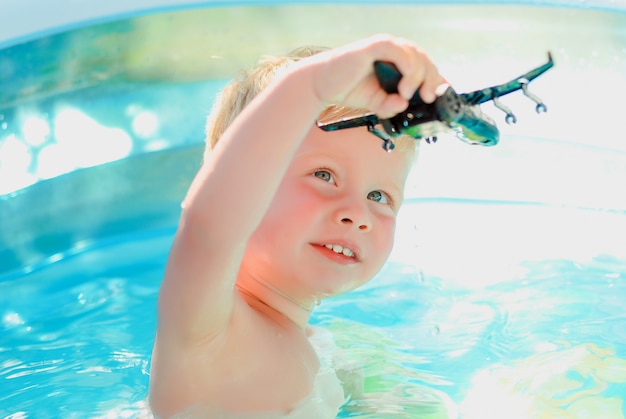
left=243, top=125, right=414, bottom=299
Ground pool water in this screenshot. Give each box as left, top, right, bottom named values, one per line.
left=2, top=192, right=626, bottom=417
left=0, top=229, right=166, bottom=417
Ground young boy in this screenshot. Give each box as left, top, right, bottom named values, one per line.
left=148, top=34, right=446, bottom=418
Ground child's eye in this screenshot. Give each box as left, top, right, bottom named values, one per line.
left=314, top=169, right=334, bottom=183
left=367, top=190, right=391, bottom=205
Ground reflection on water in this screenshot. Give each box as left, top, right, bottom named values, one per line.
left=0, top=81, right=225, bottom=194
left=461, top=343, right=626, bottom=419
left=316, top=249, right=626, bottom=418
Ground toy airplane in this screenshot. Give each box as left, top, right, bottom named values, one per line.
left=317, top=53, right=554, bottom=151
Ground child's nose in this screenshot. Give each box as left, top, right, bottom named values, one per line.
left=340, top=217, right=370, bottom=231
left=336, top=201, right=372, bottom=232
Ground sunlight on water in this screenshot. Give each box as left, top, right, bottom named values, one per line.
left=0, top=137, right=35, bottom=190
left=130, top=110, right=160, bottom=140
left=21, top=115, right=50, bottom=147
left=0, top=79, right=224, bottom=196
left=52, top=108, right=133, bottom=171
left=392, top=200, right=626, bottom=290
left=0, top=107, right=134, bottom=193
left=460, top=343, right=626, bottom=418
left=2, top=312, right=25, bottom=328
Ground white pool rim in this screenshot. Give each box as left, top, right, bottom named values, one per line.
left=1, top=0, right=624, bottom=49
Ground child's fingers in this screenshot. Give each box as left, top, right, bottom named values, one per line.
left=375, top=94, right=410, bottom=119
left=371, top=38, right=444, bottom=104
left=358, top=73, right=408, bottom=118
left=395, top=57, right=425, bottom=101
left=368, top=36, right=425, bottom=94
left=314, top=34, right=446, bottom=109
left=418, top=60, right=448, bottom=104
left=395, top=49, right=444, bottom=104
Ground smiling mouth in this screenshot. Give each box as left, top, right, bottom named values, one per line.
left=323, top=243, right=356, bottom=258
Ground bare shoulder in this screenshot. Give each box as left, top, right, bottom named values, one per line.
left=150, top=296, right=320, bottom=415
left=149, top=295, right=254, bottom=416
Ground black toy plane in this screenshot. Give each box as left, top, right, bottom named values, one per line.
left=317, top=53, right=554, bottom=151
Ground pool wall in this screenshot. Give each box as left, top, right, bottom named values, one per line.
left=1, top=2, right=626, bottom=273
left=2, top=0, right=625, bottom=48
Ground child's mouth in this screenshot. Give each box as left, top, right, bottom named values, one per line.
left=312, top=243, right=359, bottom=264
left=323, top=243, right=355, bottom=258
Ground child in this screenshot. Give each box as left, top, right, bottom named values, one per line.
left=148, top=34, right=446, bottom=418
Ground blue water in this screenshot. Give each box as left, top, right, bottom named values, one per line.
left=2, top=199, right=626, bottom=417
left=0, top=230, right=165, bottom=416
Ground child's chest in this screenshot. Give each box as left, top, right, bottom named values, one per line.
left=204, top=314, right=321, bottom=411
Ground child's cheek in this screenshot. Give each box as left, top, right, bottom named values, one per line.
left=376, top=217, right=397, bottom=258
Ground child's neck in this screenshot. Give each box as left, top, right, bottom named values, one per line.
left=236, top=277, right=316, bottom=330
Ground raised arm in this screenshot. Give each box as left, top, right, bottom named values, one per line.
left=154, top=34, right=444, bottom=346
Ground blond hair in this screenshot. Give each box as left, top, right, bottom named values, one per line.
left=204, top=46, right=417, bottom=159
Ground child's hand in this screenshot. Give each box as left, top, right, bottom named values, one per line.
left=304, top=34, right=446, bottom=118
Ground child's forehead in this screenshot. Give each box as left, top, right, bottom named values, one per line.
left=297, top=126, right=415, bottom=179
left=310, top=126, right=415, bottom=159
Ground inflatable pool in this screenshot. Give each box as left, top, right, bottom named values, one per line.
left=1, top=1, right=625, bottom=417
